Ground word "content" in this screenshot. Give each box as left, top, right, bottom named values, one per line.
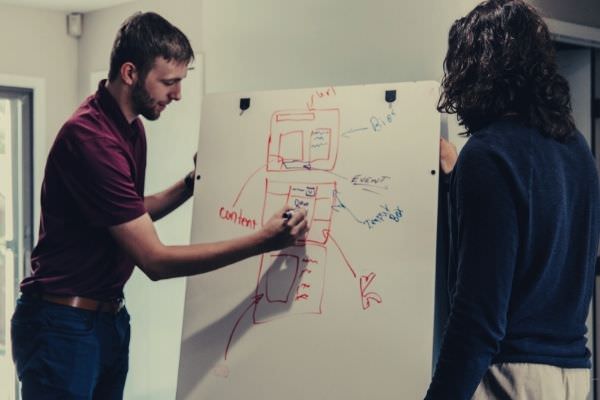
left=219, top=207, right=257, bottom=230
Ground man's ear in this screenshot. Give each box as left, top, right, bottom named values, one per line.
left=120, top=62, right=137, bottom=86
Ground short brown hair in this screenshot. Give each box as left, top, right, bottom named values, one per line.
left=108, top=12, right=194, bottom=82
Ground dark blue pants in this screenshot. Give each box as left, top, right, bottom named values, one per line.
left=10, top=294, right=130, bottom=400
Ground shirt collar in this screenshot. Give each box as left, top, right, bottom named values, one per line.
left=95, top=79, right=142, bottom=139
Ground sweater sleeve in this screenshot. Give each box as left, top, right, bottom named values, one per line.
left=425, top=141, right=520, bottom=399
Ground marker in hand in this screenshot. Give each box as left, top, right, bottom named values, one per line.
left=283, top=210, right=294, bottom=220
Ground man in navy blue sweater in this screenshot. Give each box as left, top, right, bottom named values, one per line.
left=426, top=1, right=600, bottom=399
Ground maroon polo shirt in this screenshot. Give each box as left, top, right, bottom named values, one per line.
left=21, top=80, right=147, bottom=300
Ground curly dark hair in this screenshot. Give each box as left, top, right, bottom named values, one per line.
left=438, top=0, right=575, bottom=140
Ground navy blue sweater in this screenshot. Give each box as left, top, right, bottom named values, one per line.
left=426, top=119, right=600, bottom=399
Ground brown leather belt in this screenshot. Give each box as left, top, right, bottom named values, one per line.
left=42, top=294, right=125, bottom=314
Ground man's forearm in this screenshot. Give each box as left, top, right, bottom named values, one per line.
left=141, top=232, right=268, bottom=280
left=109, top=208, right=307, bottom=282
left=144, top=175, right=193, bottom=220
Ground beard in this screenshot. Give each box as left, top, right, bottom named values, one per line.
left=131, top=79, right=160, bottom=121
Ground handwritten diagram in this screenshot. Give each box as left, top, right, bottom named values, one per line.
left=221, top=89, right=408, bottom=361
left=267, top=108, right=339, bottom=172
left=178, top=81, right=440, bottom=400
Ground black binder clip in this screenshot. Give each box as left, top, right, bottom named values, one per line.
left=240, top=98, right=250, bottom=115
left=385, top=90, right=396, bottom=109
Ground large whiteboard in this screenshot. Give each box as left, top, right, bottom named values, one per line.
left=177, top=82, right=440, bottom=399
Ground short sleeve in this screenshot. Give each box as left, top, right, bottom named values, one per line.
left=51, top=129, right=147, bottom=227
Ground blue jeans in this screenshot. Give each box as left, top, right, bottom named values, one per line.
left=10, top=294, right=131, bottom=400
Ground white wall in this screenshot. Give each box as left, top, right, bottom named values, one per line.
left=78, top=0, right=485, bottom=95
left=0, top=4, right=78, bottom=224
left=0, top=5, right=78, bottom=138
left=201, top=0, right=451, bottom=92
left=76, top=1, right=480, bottom=399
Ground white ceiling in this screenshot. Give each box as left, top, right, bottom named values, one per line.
left=0, top=0, right=136, bottom=13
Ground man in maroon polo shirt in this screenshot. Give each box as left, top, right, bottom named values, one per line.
left=11, top=12, right=308, bottom=400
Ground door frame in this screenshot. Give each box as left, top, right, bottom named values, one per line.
left=0, top=75, right=44, bottom=400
